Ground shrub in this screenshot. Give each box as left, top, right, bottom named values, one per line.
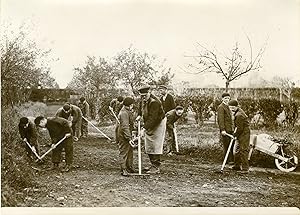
left=1, top=106, right=35, bottom=206
left=1, top=102, right=48, bottom=206
left=238, top=98, right=259, bottom=122
left=258, top=98, right=283, bottom=128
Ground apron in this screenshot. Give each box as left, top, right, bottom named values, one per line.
left=145, top=117, right=167, bottom=154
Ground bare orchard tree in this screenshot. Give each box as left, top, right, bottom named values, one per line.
left=271, top=76, right=296, bottom=101
left=183, top=35, right=267, bottom=90
left=113, top=46, right=174, bottom=93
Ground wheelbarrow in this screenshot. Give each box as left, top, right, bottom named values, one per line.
left=249, top=134, right=298, bottom=172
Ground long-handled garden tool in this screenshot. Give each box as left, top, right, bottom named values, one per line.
left=82, top=116, right=112, bottom=141
left=24, top=139, right=41, bottom=160
left=220, top=128, right=237, bottom=173
left=109, top=106, right=120, bottom=124
left=37, top=134, right=70, bottom=161
left=173, top=126, right=179, bottom=153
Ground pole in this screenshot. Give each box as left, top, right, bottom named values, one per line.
left=220, top=128, right=237, bottom=172
left=82, top=116, right=112, bottom=141
left=24, top=140, right=41, bottom=160
left=138, top=120, right=142, bottom=175
left=38, top=135, right=68, bottom=161
left=173, top=125, right=179, bottom=153
left=109, top=106, right=120, bottom=124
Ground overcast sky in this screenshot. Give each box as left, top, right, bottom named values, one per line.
left=1, top=0, right=300, bottom=88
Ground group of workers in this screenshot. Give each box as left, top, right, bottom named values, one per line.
left=18, top=85, right=250, bottom=175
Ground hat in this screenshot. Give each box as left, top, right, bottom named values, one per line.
left=117, top=96, right=124, bottom=102
left=123, top=97, right=135, bottom=106
left=80, top=97, right=85, bottom=102
left=175, top=105, right=184, bottom=110
left=158, top=85, right=167, bottom=90
left=63, top=104, right=71, bottom=111
left=221, top=92, right=230, bottom=98
left=20, top=117, right=29, bottom=125
left=228, top=99, right=239, bottom=107
left=138, top=85, right=150, bottom=94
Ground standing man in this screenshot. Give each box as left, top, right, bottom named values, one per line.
left=228, top=100, right=250, bottom=174
left=117, top=97, right=136, bottom=176
left=34, top=116, right=73, bottom=172
left=56, top=103, right=82, bottom=141
left=217, top=92, right=234, bottom=164
left=138, top=85, right=166, bottom=174
left=18, top=117, right=39, bottom=159
left=78, top=97, right=90, bottom=138
left=165, top=106, right=184, bottom=155
left=158, top=85, right=176, bottom=113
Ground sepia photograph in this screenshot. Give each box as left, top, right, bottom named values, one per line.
left=1, top=0, right=300, bottom=214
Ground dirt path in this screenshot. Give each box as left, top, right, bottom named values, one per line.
left=18, top=132, right=300, bottom=207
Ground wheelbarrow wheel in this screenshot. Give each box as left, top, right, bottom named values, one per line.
left=274, top=149, right=298, bottom=172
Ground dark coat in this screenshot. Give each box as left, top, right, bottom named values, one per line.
left=142, top=95, right=165, bottom=131
left=46, top=117, right=72, bottom=143
left=160, top=94, right=175, bottom=113
left=56, top=105, right=82, bottom=123
left=217, top=102, right=233, bottom=133
left=18, top=120, right=38, bottom=147
left=117, top=106, right=134, bottom=141
left=78, top=101, right=90, bottom=117
left=233, top=108, right=250, bottom=144
left=166, top=109, right=181, bottom=129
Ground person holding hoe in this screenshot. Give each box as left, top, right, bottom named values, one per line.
left=116, top=97, right=136, bottom=176
left=217, top=92, right=234, bottom=165
left=56, top=103, right=82, bottom=141
left=18, top=117, right=40, bottom=160
left=165, top=105, right=184, bottom=156
left=34, top=116, right=73, bottom=172
left=137, top=85, right=166, bottom=174
left=228, top=99, right=251, bottom=174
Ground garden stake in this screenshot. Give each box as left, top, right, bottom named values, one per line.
left=82, top=116, right=112, bottom=141
left=24, top=140, right=41, bottom=160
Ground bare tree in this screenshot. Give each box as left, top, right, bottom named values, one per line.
left=113, top=46, right=174, bottom=93
left=271, top=76, right=296, bottom=101
left=183, top=35, right=267, bottom=90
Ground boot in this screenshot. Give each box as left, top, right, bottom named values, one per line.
left=61, top=164, right=71, bottom=172
left=121, top=169, right=129, bottom=176
left=47, top=163, right=59, bottom=171
left=145, top=166, right=160, bottom=174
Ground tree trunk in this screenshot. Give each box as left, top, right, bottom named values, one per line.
left=225, top=81, right=230, bottom=91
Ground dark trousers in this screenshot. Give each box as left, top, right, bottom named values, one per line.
left=234, top=134, right=250, bottom=171
left=221, top=134, right=234, bottom=163
left=118, top=138, right=133, bottom=171
left=166, top=127, right=176, bottom=153
left=148, top=154, right=161, bottom=168
left=81, top=118, right=88, bottom=136
left=52, top=137, right=73, bottom=165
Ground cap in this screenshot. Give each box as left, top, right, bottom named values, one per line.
left=158, top=85, right=168, bottom=90
left=63, top=104, right=71, bottom=111
left=222, top=92, right=230, bottom=98
left=80, top=97, right=85, bottom=102
left=20, top=117, right=29, bottom=125
left=138, top=85, right=150, bottom=94
left=175, top=105, right=184, bottom=110
left=228, top=99, right=239, bottom=107
left=123, top=97, right=135, bottom=106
